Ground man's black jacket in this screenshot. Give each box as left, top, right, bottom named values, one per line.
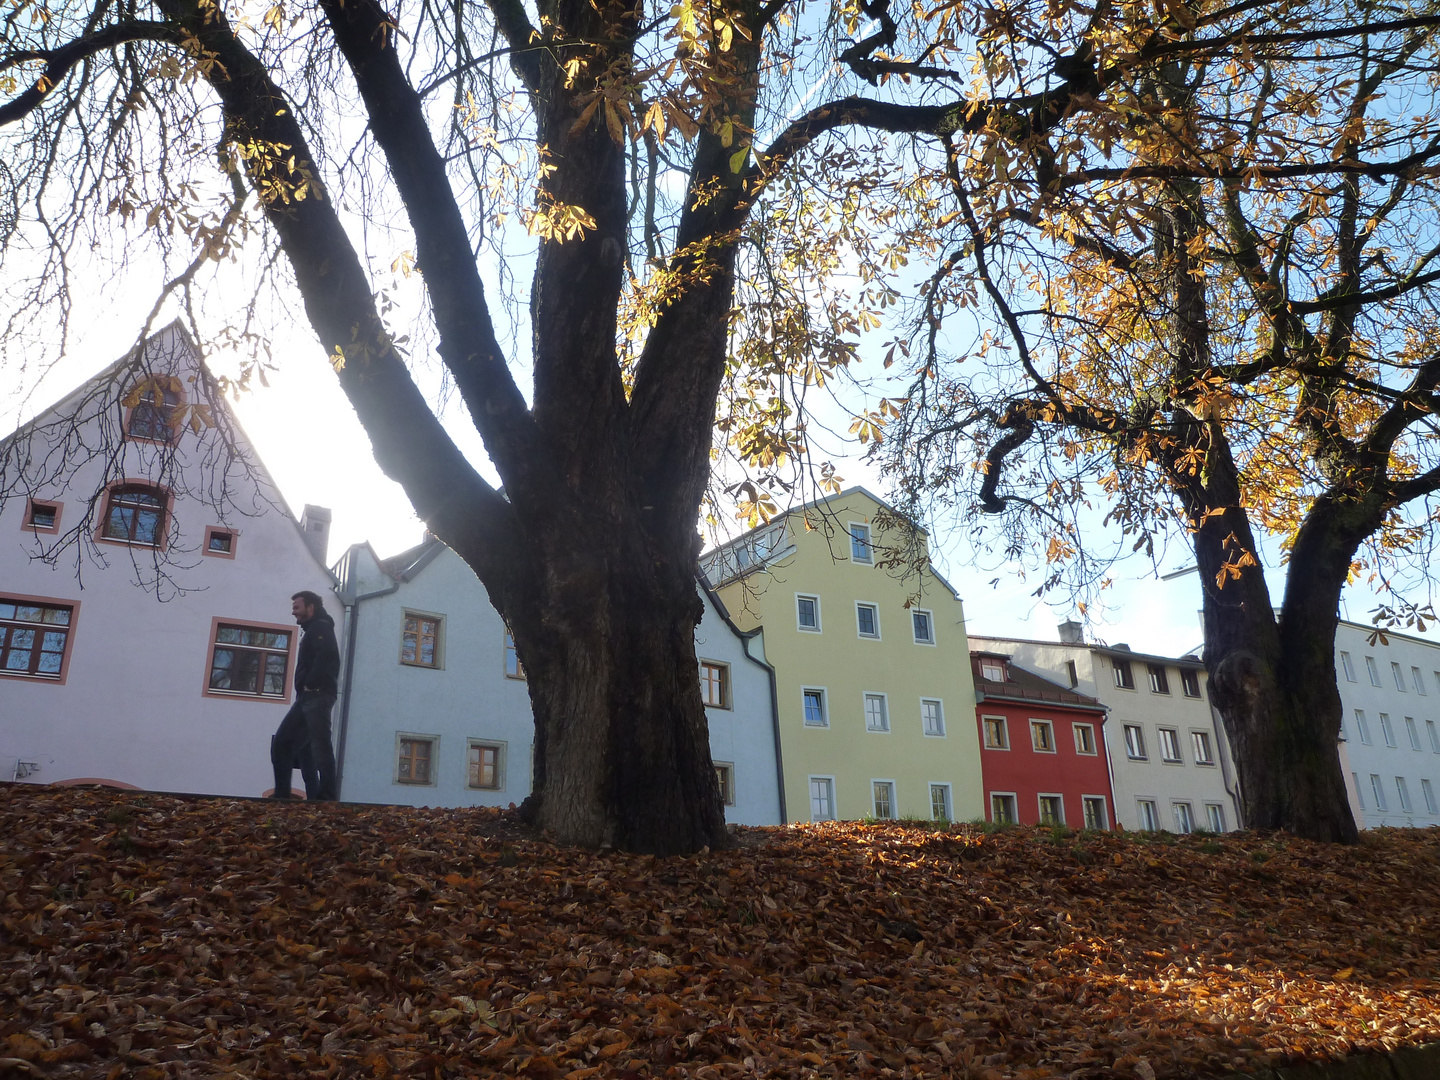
left=294, top=609, right=340, bottom=696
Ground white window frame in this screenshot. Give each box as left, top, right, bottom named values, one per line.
left=504, top=624, right=525, bottom=680
left=1113, top=658, right=1136, bottom=690
left=1428, top=719, right=1440, bottom=753
left=795, top=593, right=822, bottom=633
left=699, top=659, right=731, bottom=710
left=929, top=782, right=953, bottom=822
left=801, top=686, right=829, bottom=728
left=1422, top=778, right=1438, bottom=814
left=1073, top=722, right=1097, bottom=755
left=1030, top=719, right=1056, bottom=753
left=714, top=761, right=736, bottom=806
left=979, top=658, right=1005, bottom=682
left=466, top=739, right=507, bottom=791
left=863, top=691, right=891, bottom=733
left=1413, top=667, right=1427, bottom=695
left=1406, top=716, right=1422, bottom=751
left=395, top=731, right=440, bottom=787
left=1204, top=803, right=1226, bottom=832
left=848, top=521, right=873, bottom=564
left=808, top=775, right=837, bottom=822
left=1136, top=798, right=1160, bottom=831
left=855, top=601, right=881, bottom=640
left=990, top=791, right=1018, bottom=825
left=1366, top=656, right=1382, bottom=686
left=1173, top=801, right=1195, bottom=834
left=982, top=714, right=1010, bottom=750
left=400, top=609, right=445, bottom=669
left=911, top=608, right=935, bottom=645
left=1037, top=793, right=1065, bottom=826
left=1380, top=713, right=1397, bottom=748
left=920, top=697, right=946, bottom=737
left=1339, top=651, right=1356, bottom=682
left=1392, top=662, right=1407, bottom=691
left=1396, top=776, right=1413, bottom=813
left=1356, top=709, right=1373, bottom=744
left=1353, top=772, right=1365, bottom=809
left=1124, top=724, right=1147, bottom=760
left=1191, top=730, right=1216, bottom=765
left=1370, top=773, right=1388, bottom=810
left=870, top=779, right=897, bottom=820
left=1147, top=663, right=1170, bottom=695
left=1158, top=726, right=1183, bottom=763
left=1082, top=795, right=1108, bottom=830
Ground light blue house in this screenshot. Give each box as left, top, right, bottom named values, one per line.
left=332, top=537, right=785, bottom=824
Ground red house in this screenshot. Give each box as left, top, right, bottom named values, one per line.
left=972, top=651, right=1116, bottom=829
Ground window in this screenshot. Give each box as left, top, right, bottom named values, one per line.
left=872, top=781, right=896, bottom=819
left=1428, top=719, right=1440, bottom=753
left=1124, top=724, right=1147, bottom=760
left=1038, top=795, right=1064, bottom=825
left=1366, top=656, right=1382, bottom=686
left=1173, top=802, right=1195, bottom=834
left=864, top=692, right=890, bottom=732
left=1380, top=713, right=1397, bottom=748
left=796, top=594, right=821, bottom=632
left=1204, top=803, right=1226, bottom=832
left=1030, top=720, right=1056, bottom=753
left=802, top=688, right=828, bottom=727
left=22, top=499, right=61, bottom=534
left=1338, top=712, right=1348, bottom=740
left=1339, top=652, right=1356, bottom=682
left=1192, top=730, right=1215, bottom=765
left=1423, top=779, right=1438, bottom=814
left=849, top=522, right=873, bottom=564
left=1136, top=799, right=1160, bottom=830
left=1370, top=773, right=1388, bottom=810
left=1435, top=672, right=1440, bottom=695
left=504, top=626, right=525, bottom=679
left=921, top=698, right=945, bottom=737
left=401, top=613, right=442, bottom=668
left=125, top=379, right=181, bottom=441
left=911, top=609, right=935, bottom=645
left=1356, top=709, right=1373, bottom=744
left=1, top=598, right=75, bottom=681
left=1113, top=658, right=1135, bottom=690
left=203, top=526, right=236, bottom=558
left=855, top=602, right=880, bottom=639
left=100, top=484, right=167, bottom=546
left=1406, top=717, right=1422, bottom=751
left=1147, top=664, right=1170, bottom=694
left=1396, top=776, right=1413, bottom=812
left=1353, top=772, right=1364, bottom=809
left=991, top=793, right=1017, bottom=825
left=809, top=777, right=836, bottom=821
left=1066, top=660, right=1080, bottom=688
left=397, top=736, right=436, bottom=785
left=700, top=661, right=730, bottom=708
left=979, top=658, right=1006, bottom=682
left=1073, top=723, right=1097, bottom=755
left=1414, top=667, right=1427, bottom=695
left=714, top=762, right=736, bottom=806
left=930, top=783, right=953, bottom=822
left=1180, top=668, right=1201, bottom=697
left=983, top=716, right=1009, bottom=749
left=207, top=621, right=291, bottom=698
left=1392, top=662, right=1407, bottom=691
left=1083, top=796, right=1108, bottom=830
left=468, top=742, right=505, bottom=790
left=1158, top=727, right=1182, bottom=763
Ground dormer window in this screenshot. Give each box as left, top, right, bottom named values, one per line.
left=980, top=658, right=1005, bottom=682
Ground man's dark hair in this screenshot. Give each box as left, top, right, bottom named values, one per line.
left=291, top=590, right=327, bottom=613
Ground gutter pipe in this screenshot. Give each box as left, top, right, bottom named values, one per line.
left=334, top=546, right=399, bottom=797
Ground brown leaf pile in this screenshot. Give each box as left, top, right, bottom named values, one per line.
left=2, top=786, right=1439, bottom=1080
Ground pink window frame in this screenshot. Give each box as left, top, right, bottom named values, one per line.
left=122, top=377, right=188, bottom=445
left=22, top=498, right=63, bottom=535
left=203, top=525, right=238, bottom=559
left=94, top=479, right=175, bottom=551
left=201, top=615, right=297, bottom=703
left=0, top=592, right=82, bottom=685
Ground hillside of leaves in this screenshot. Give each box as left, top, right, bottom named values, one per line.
left=2, top=786, right=1438, bottom=1079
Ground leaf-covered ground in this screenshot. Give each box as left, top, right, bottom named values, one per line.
left=2, top=787, right=1438, bottom=1079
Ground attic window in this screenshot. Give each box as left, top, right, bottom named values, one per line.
left=204, top=526, right=236, bottom=557
left=980, top=658, right=1005, bottom=682
left=125, top=376, right=184, bottom=443
left=23, top=499, right=61, bottom=534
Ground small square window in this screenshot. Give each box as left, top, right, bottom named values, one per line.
left=856, top=602, right=880, bottom=639
left=911, top=609, right=934, bottom=645
left=1136, top=799, right=1160, bottom=831
left=983, top=715, right=1009, bottom=749
left=397, top=735, right=436, bottom=785
left=810, top=776, right=836, bottom=821
left=849, top=522, right=873, bottom=564
left=872, top=780, right=896, bottom=819
left=796, top=594, right=820, bottom=632
left=802, top=688, right=828, bottom=727
left=401, top=613, right=442, bottom=668
left=1147, top=664, right=1170, bottom=694
left=468, top=741, right=505, bottom=790
left=504, top=625, right=525, bottom=680
left=1173, top=802, right=1195, bottom=834
left=979, top=658, right=1005, bottom=682
left=1158, top=727, right=1183, bottom=763
left=930, top=783, right=953, bottom=822
left=22, top=499, right=61, bottom=534
left=1192, top=730, right=1215, bottom=765
left=1038, top=795, right=1064, bottom=826
left=1339, top=652, right=1356, bottom=682
left=1083, top=796, right=1108, bottom=830
left=1124, top=724, right=1147, bottom=760
left=864, top=692, right=890, bottom=732
left=1073, top=723, right=1096, bottom=755
left=1205, top=803, right=1226, bottom=832
left=1030, top=720, right=1055, bottom=753
left=700, top=661, right=730, bottom=708
left=714, top=762, right=736, bottom=806
left=1113, top=658, right=1135, bottom=690
left=991, top=793, right=1017, bottom=825
left=921, top=698, right=945, bottom=737
left=204, top=526, right=236, bottom=557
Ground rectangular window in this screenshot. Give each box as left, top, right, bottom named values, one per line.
left=1406, top=716, right=1422, bottom=751
left=203, top=526, right=236, bottom=557
left=1124, top=724, right=1147, bottom=760
left=1148, top=664, right=1170, bottom=694
left=1038, top=794, right=1064, bottom=825
left=855, top=602, right=880, bottom=639
left=1422, top=778, right=1438, bottom=814
left=1339, top=711, right=1348, bottom=740
left=1393, top=662, right=1407, bottom=691
left=401, top=613, right=441, bottom=668
left=1428, top=719, right=1440, bottom=753
left=101, top=485, right=167, bottom=546
left=930, top=783, right=953, bottom=822
left=864, top=692, right=890, bottom=732
left=1181, top=668, right=1201, bottom=697
left=700, top=661, right=730, bottom=708
left=1396, top=776, right=1413, bottom=812
left=1066, top=660, right=1080, bottom=688
left=796, top=594, right=820, bottom=632
left=1082, top=796, right=1107, bottom=830
left=1137, top=799, right=1160, bottom=831
left=809, top=777, right=836, bottom=821
left=1073, top=723, right=1097, bottom=755
left=1380, top=713, right=1397, bottom=748
left=979, top=658, right=1006, bottom=682
left=397, top=736, right=435, bottom=785
left=207, top=621, right=291, bottom=698
left=1356, top=709, right=1373, bottom=744
left=1030, top=720, right=1055, bottom=753
left=921, top=698, right=945, bottom=737
left=802, top=687, right=828, bottom=727
left=911, top=609, right=934, bottom=644
left=0, top=598, right=76, bottom=681
left=1366, top=656, right=1382, bottom=686
left=1158, top=727, right=1183, bottom=763
left=1173, top=802, right=1195, bottom=834
left=1339, top=652, right=1356, bottom=682
left=1371, top=773, right=1388, bottom=810
left=849, top=522, right=873, bottom=564
left=872, top=781, right=895, bottom=819
left=1113, top=658, right=1135, bottom=690
left=714, top=762, right=736, bottom=806
left=1413, top=667, right=1427, bottom=695
left=22, top=499, right=61, bottom=534
left=990, top=793, right=1017, bottom=825
left=1353, top=772, right=1365, bottom=809
left=1205, top=803, right=1226, bottom=832
left=1192, top=730, right=1215, bottom=765
left=504, top=626, right=525, bottom=680
left=983, top=716, right=1009, bottom=749
left=467, top=742, right=505, bottom=790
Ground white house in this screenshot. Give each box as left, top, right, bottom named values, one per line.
left=1334, top=620, right=1440, bottom=828
left=0, top=323, right=338, bottom=794
left=334, top=537, right=786, bottom=825
left=971, top=624, right=1242, bottom=832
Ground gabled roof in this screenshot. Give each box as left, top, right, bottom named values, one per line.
left=378, top=535, right=449, bottom=581
left=973, top=655, right=1106, bottom=713
left=969, top=633, right=1204, bottom=669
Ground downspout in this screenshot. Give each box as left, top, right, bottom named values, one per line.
left=742, top=627, right=787, bottom=824
left=334, top=548, right=399, bottom=798
left=1211, top=702, right=1243, bottom=829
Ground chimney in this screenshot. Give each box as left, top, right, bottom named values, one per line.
left=300, top=504, right=332, bottom=566
left=1057, top=619, right=1084, bottom=644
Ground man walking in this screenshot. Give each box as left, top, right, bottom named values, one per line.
left=270, top=590, right=341, bottom=801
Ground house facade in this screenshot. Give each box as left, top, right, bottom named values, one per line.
left=971, top=626, right=1240, bottom=832
left=1334, top=620, right=1440, bottom=828
left=0, top=323, right=337, bottom=795
left=703, top=487, right=984, bottom=824
left=972, top=651, right=1115, bottom=829
left=334, top=538, right=785, bottom=825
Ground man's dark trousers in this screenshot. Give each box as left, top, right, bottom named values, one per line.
left=271, top=691, right=338, bottom=800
